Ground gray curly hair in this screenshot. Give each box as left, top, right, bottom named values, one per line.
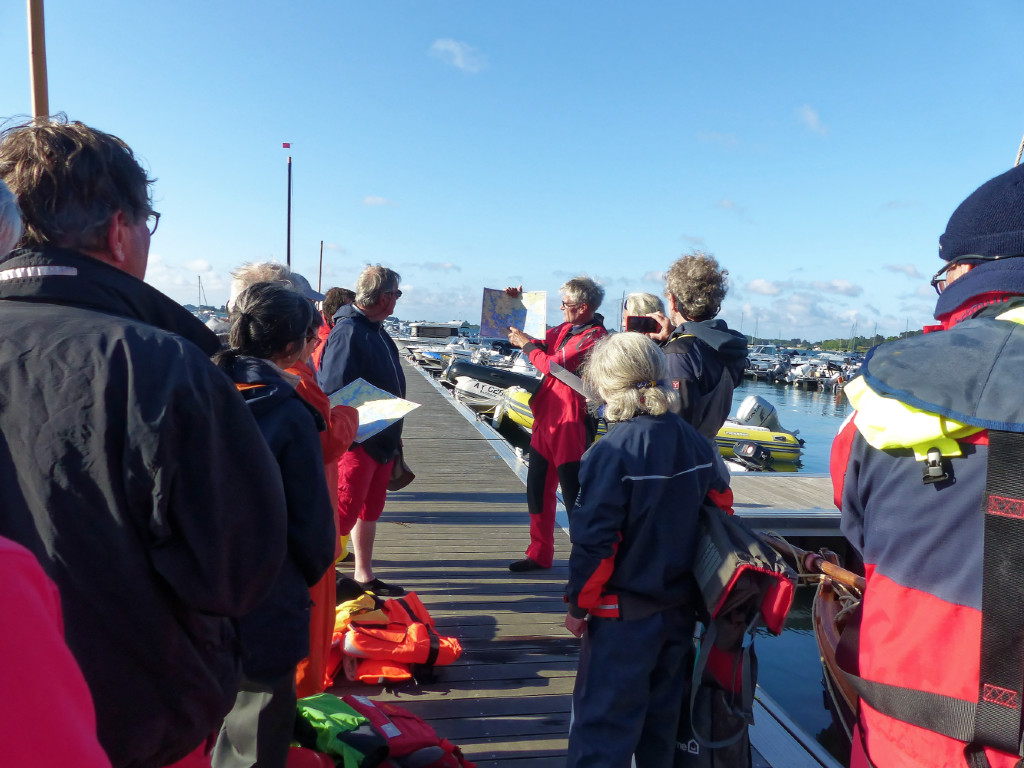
left=583, top=333, right=676, bottom=422
left=665, top=251, right=728, bottom=322
left=356, top=264, right=401, bottom=307
left=561, top=275, right=604, bottom=310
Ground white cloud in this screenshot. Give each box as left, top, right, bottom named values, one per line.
left=429, top=39, right=487, bottom=73
left=716, top=198, right=743, bottom=213
left=422, top=262, right=461, bottom=272
left=810, top=279, right=862, bottom=297
left=796, top=104, right=828, bottom=136
left=185, top=259, right=211, bottom=272
left=362, top=196, right=396, bottom=207
left=681, top=234, right=705, bottom=246
left=885, top=263, right=923, bottom=279
left=747, top=279, right=786, bottom=296
left=144, top=253, right=232, bottom=305
left=642, top=270, right=665, bottom=283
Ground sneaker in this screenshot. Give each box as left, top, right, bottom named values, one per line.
left=357, top=578, right=406, bottom=597
left=508, top=557, right=547, bottom=572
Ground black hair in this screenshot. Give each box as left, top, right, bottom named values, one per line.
left=215, top=282, right=316, bottom=370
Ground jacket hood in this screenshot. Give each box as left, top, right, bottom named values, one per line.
left=678, top=319, right=748, bottom=360
left=0, top=246, right=221, bottom=355
left=225, top=356, right=323, bottom=427
left=333, top=302, right=375, bottom=327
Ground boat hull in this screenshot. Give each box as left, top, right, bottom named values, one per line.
left=715, top=421, right=804, bottom=463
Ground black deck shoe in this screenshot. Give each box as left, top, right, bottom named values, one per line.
left=508, top=557, right=547, bottom=572
left=358, top=578, right=406, bottom=597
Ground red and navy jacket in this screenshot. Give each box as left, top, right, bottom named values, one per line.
left=832, top=306, right=1024, bottom=768
left=566, top=412, right=729, bottom=621
left=522, top=315, right=606, bottom=464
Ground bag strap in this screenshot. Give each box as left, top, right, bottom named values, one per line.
left=688, top=620, right=756, bottom=750
left=397, top=597, right=441, bottom=668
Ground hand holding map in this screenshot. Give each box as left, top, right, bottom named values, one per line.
left=480, top=287, right=547, bottom=340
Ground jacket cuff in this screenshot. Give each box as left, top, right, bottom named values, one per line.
left=564, top=597, right=588, bottom=619
left=522, top=341, right=541, bottom=356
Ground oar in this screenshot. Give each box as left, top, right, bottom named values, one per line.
left=760, top=532, right=866, bottom=592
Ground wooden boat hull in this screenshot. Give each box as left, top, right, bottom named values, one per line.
left=812, top=578, right=860, bottom=746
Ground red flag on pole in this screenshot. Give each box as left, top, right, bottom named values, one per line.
left=282, top=142, right=291, bottom=148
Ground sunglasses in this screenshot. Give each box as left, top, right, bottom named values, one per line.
left=930, top=253, right=1024, bottom=295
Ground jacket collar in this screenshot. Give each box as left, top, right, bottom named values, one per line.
left=0, top=245, right=220, bottom=355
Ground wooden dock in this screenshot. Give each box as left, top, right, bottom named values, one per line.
left=328, top=360, right=844, bottom=768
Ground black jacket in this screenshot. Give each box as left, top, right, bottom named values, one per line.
left=0, top=246, right=288, bottom=768
left=223, top=355, right=337, bottom=678
left=663, top=319, right=748, bottom=439
left=318, top=303, right=407, bottom=463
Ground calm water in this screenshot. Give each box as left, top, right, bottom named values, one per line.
left=732, top=377, right=853, bottom=765
left=729, top=377, right=852, bottom=474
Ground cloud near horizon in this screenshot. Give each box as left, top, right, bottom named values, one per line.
left=362, top=196, right=396, bottom=207
left=429, top=39, right=488, bottom=73
left=885, top=263, right=924, bottom=279
left=796, top=104, right=828, bottom=135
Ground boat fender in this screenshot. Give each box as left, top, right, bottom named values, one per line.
left=921, top=447, right=949, bottom=485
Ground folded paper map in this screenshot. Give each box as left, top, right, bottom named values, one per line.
left=328, top=378, right=420, bottom=443
left=479, top=288, right=547, bottom=340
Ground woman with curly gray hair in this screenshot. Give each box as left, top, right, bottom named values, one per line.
left=564, top=332, right=729, bottom=768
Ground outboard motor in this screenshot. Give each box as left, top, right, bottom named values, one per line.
left=734, top=395, right=799, bottom=436
left=731, top=441, right=774, bottom=471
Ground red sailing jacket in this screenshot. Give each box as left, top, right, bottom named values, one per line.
left=522, top=316, right=607, bottom=464
left=832, top=305, right=1024, bottom=768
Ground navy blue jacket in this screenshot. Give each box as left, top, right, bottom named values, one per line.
left=663, top=319, right=748, bottom=439
left=318, top=303, right=407, bottom=463
left=567, top=412, right=728, bottom=620
left=224, top=355, right=337, bottom=679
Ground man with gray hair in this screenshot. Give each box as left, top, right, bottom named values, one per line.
left=0, top=117, right=288, bottom=768
left=653, top=251, right=747, bottom=439
left=506, top=276, right=607, bottom=572
left=318, top=264, right=407, bottom=596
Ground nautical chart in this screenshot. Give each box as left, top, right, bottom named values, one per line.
left=328, top=378, right=420, bottom=443
left=479, top=288, right=547, bottom=340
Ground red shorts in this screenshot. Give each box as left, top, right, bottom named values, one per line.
left=337, top=445, right=395, bottom=534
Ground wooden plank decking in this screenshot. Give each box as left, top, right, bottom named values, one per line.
left=328, top=360, right=575, bottom=768
left=327, top=359, right=843, bottom=768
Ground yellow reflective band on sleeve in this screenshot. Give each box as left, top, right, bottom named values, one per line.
left=995, top=306, right=1024, bottom=324
left=845, top=376, right=983, bottom=460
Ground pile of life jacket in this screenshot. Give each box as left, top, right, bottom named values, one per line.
left=289, top=692, right=475, bottom=768
left=327, top=592, right=463, bottom=685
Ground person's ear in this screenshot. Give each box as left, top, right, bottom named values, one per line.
left=104, top=210, right=130, bottom=266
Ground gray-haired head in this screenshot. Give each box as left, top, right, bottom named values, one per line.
left=355, top=264, right=401, bottom=308
left=583, top=333, right=676, bottom=422
left=561, top=275, right=605, bottom=312
left=664, top=250, right=728, bottom=322
left=623, top=292, right=664, bottom=317
left=0, top=179, right=23, bottom=256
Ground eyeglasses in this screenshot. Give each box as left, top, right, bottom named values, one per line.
left=145, top=211, right=160, bottom=236
left=305, top=334, right=322, bottom=349
left=560, top=301, right=579, bottom=310
left=930, top=253, right=1024, bottom=295
left=384, top=289, right=403, bottom=299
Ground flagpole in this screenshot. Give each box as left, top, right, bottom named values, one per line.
left=318, top=240, right=324, bottom=292
left=27, top=0, right=49, bottom=118
left=283, top=145, right=292, bottom=268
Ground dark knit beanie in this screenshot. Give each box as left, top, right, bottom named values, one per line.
left=939, top=164, right=1024, bottom=262
left=935, top=164, right=1024, bottom=318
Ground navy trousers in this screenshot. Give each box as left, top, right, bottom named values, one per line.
left=567, top=607, right=696, bottom=768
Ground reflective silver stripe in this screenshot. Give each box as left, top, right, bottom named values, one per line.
left=623, top=461, right=716, bottom=482
left=0, top=266, right=78, bottom=281
left=595, top=603, right=618, bottom=611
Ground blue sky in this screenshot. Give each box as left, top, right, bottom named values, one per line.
left=3, top=1, right=1022, bottom=341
